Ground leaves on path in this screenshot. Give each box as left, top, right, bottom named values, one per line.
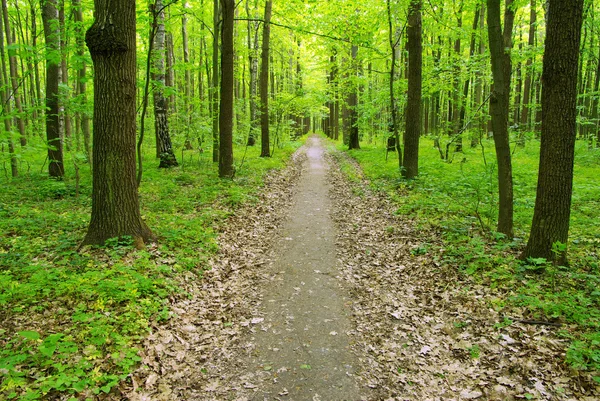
left=328, top=151, right=599, bottom=400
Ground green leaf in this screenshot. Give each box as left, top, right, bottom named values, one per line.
left=18, top=331, right=40, bottom=340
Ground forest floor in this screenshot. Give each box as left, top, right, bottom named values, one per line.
left=124, top=136, right=599, bottom=400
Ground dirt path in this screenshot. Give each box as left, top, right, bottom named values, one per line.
left=126, top=136, right=598, bottom=401
left=238, top=136, right=362, bottom=400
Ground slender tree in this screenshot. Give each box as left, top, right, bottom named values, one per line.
left=259, top=0, right=272, bottom=157
left=42, top=0, right=64, bottom=178
left=83, top=0, right=153, bottom=246
left=73, top=0, right=91, bottom=161
left=246, top=0, right=259, bottom=146
left=0, top=6, right=17, bottom=177
left=218, top=0, right=235, bottom=177
left=2, top=0, right=26, bottom=147
left=403, top=0, right=422, bottom=179
left=522, top=0, right=584, bottom=263
left=487, top=0, right=515, bottom=237
left=348, top=45, right=360, bottom=150
left=152, top=0, right=178, bottom=167
left=520, top=0, right=536, bottom=131
left=212, top=0, right=220, bottom=162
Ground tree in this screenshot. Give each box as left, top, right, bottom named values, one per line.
left=42, top=0, right=64, bottom=178
left=212, top=0, right=220, bottom=162
left=246, top=0, right=259, bottom=146
left=0, top=5, right=16, bottom=177
left=259, top=0, right=272, bottom=157
left=218, top=0, right=235, bottom=177
left=2, top=0, right=26, bottom=147
left=402, top=0, right=422, bottom=179
left=83, top=0, right=153, bottom=247
left=520, top=0, right=536, bottom=132
left=152, top=0, right=178, bottom=168
left=522, top=0, right=585, bottom=263
left=386, top=0, right=402, bottom=168
left=348, top=45, right=360, bottom=150
left=73, top=0, right=91, bottom=162
left=487, top=0, right=515, bottom=237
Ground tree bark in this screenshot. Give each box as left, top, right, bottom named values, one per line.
left=348, top=45, right=360, bottom=150
left=219, top=0, right=235, bottom=176
left=212, top=0, right=220, bottom=162
left=2, top=0, right=26, bottom=147
left=522, top=0, right=584, bottom=263
left=487, top=0, right=515, bottom=238
left=403, top=0, right=422, bottom=179
left=152, top=0, right=178, bottom=168
left=259, top=0, right=272, bottom=157
left=387, top=0, right=402, bottom=168
left=0, top=7, right=17, bottom=177
left=42, top=0, right=64, bottom=178
left=520, top=0, right=536, bottom=131
left=246, top=0, right=259, bottom=145
left=58, top=0, right=71, bottom=150
left=83, top=0, right=153, bottom=247
left=73, top=0, right=91, bottom=162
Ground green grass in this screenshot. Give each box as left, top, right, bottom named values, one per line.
left=0, top=139, right=301, bottom=400
left=338, top=133, right=600, bottom=377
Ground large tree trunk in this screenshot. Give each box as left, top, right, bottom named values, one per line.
left=219, top=0, right=235, bottom=176
left=73, top=0, right=91, bottom=162
left=522, top=0, right=584, bottom=263
left=42, top=0, right=64, bottom=178
left=520, top=0, right=536, bottom=131
left=153, top=0, right=178, bottom=168
left=402, top=0, right=422, bottom=179
left=487, top=0, right=515, bottom=238
left=259, top=0, right=272, bottom=157
left=2, top=0, right=26, bottom=147
left=83, top=0, right=153, bottom=247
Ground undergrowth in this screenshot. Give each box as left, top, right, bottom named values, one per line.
left=336, top=134, right=600, bottom=380
left=0, top=140, right=301, bottom=400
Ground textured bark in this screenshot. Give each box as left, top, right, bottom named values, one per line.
left=83, top=0, right=153, bottom=246
left=212, top=0, right=220, bottom=162
left=520, top=0, right=536, bottom=130
left=2, top=0, right=26, bottom=147
left=402, top=0, right=422, bottom=179
left=522, top=0, right=584, bottom=263
left=219, top=0, right=235, bottom=176
left=259, top=0, right=272, bottom=157
left=73, top=0, right=91, bottom=162
left=472, top=5, right=486, bottom=147
left=152, top=0, right=178, bottom=168
left=487, top=0, right=515, bottom=238
left=0, top=9, right=16, bottom=176
left=42, top=0, right=64, bottom=178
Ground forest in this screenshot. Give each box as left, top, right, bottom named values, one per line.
left=0, top=0, right=599, bottom=399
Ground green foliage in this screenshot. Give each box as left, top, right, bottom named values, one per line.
left=0, top=141, right=300, bottom=399
left=340, top=135, right=600, bottom=377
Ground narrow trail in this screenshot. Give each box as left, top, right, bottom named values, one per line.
left=240, top=136, right=362, bottom=400
left=127, top=135, right=598, bottom=401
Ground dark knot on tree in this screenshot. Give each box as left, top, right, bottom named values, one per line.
left=85, top=24, right=128, bottom=56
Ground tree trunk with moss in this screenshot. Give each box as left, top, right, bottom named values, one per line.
left=83, top=0, right=153, bottom=247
